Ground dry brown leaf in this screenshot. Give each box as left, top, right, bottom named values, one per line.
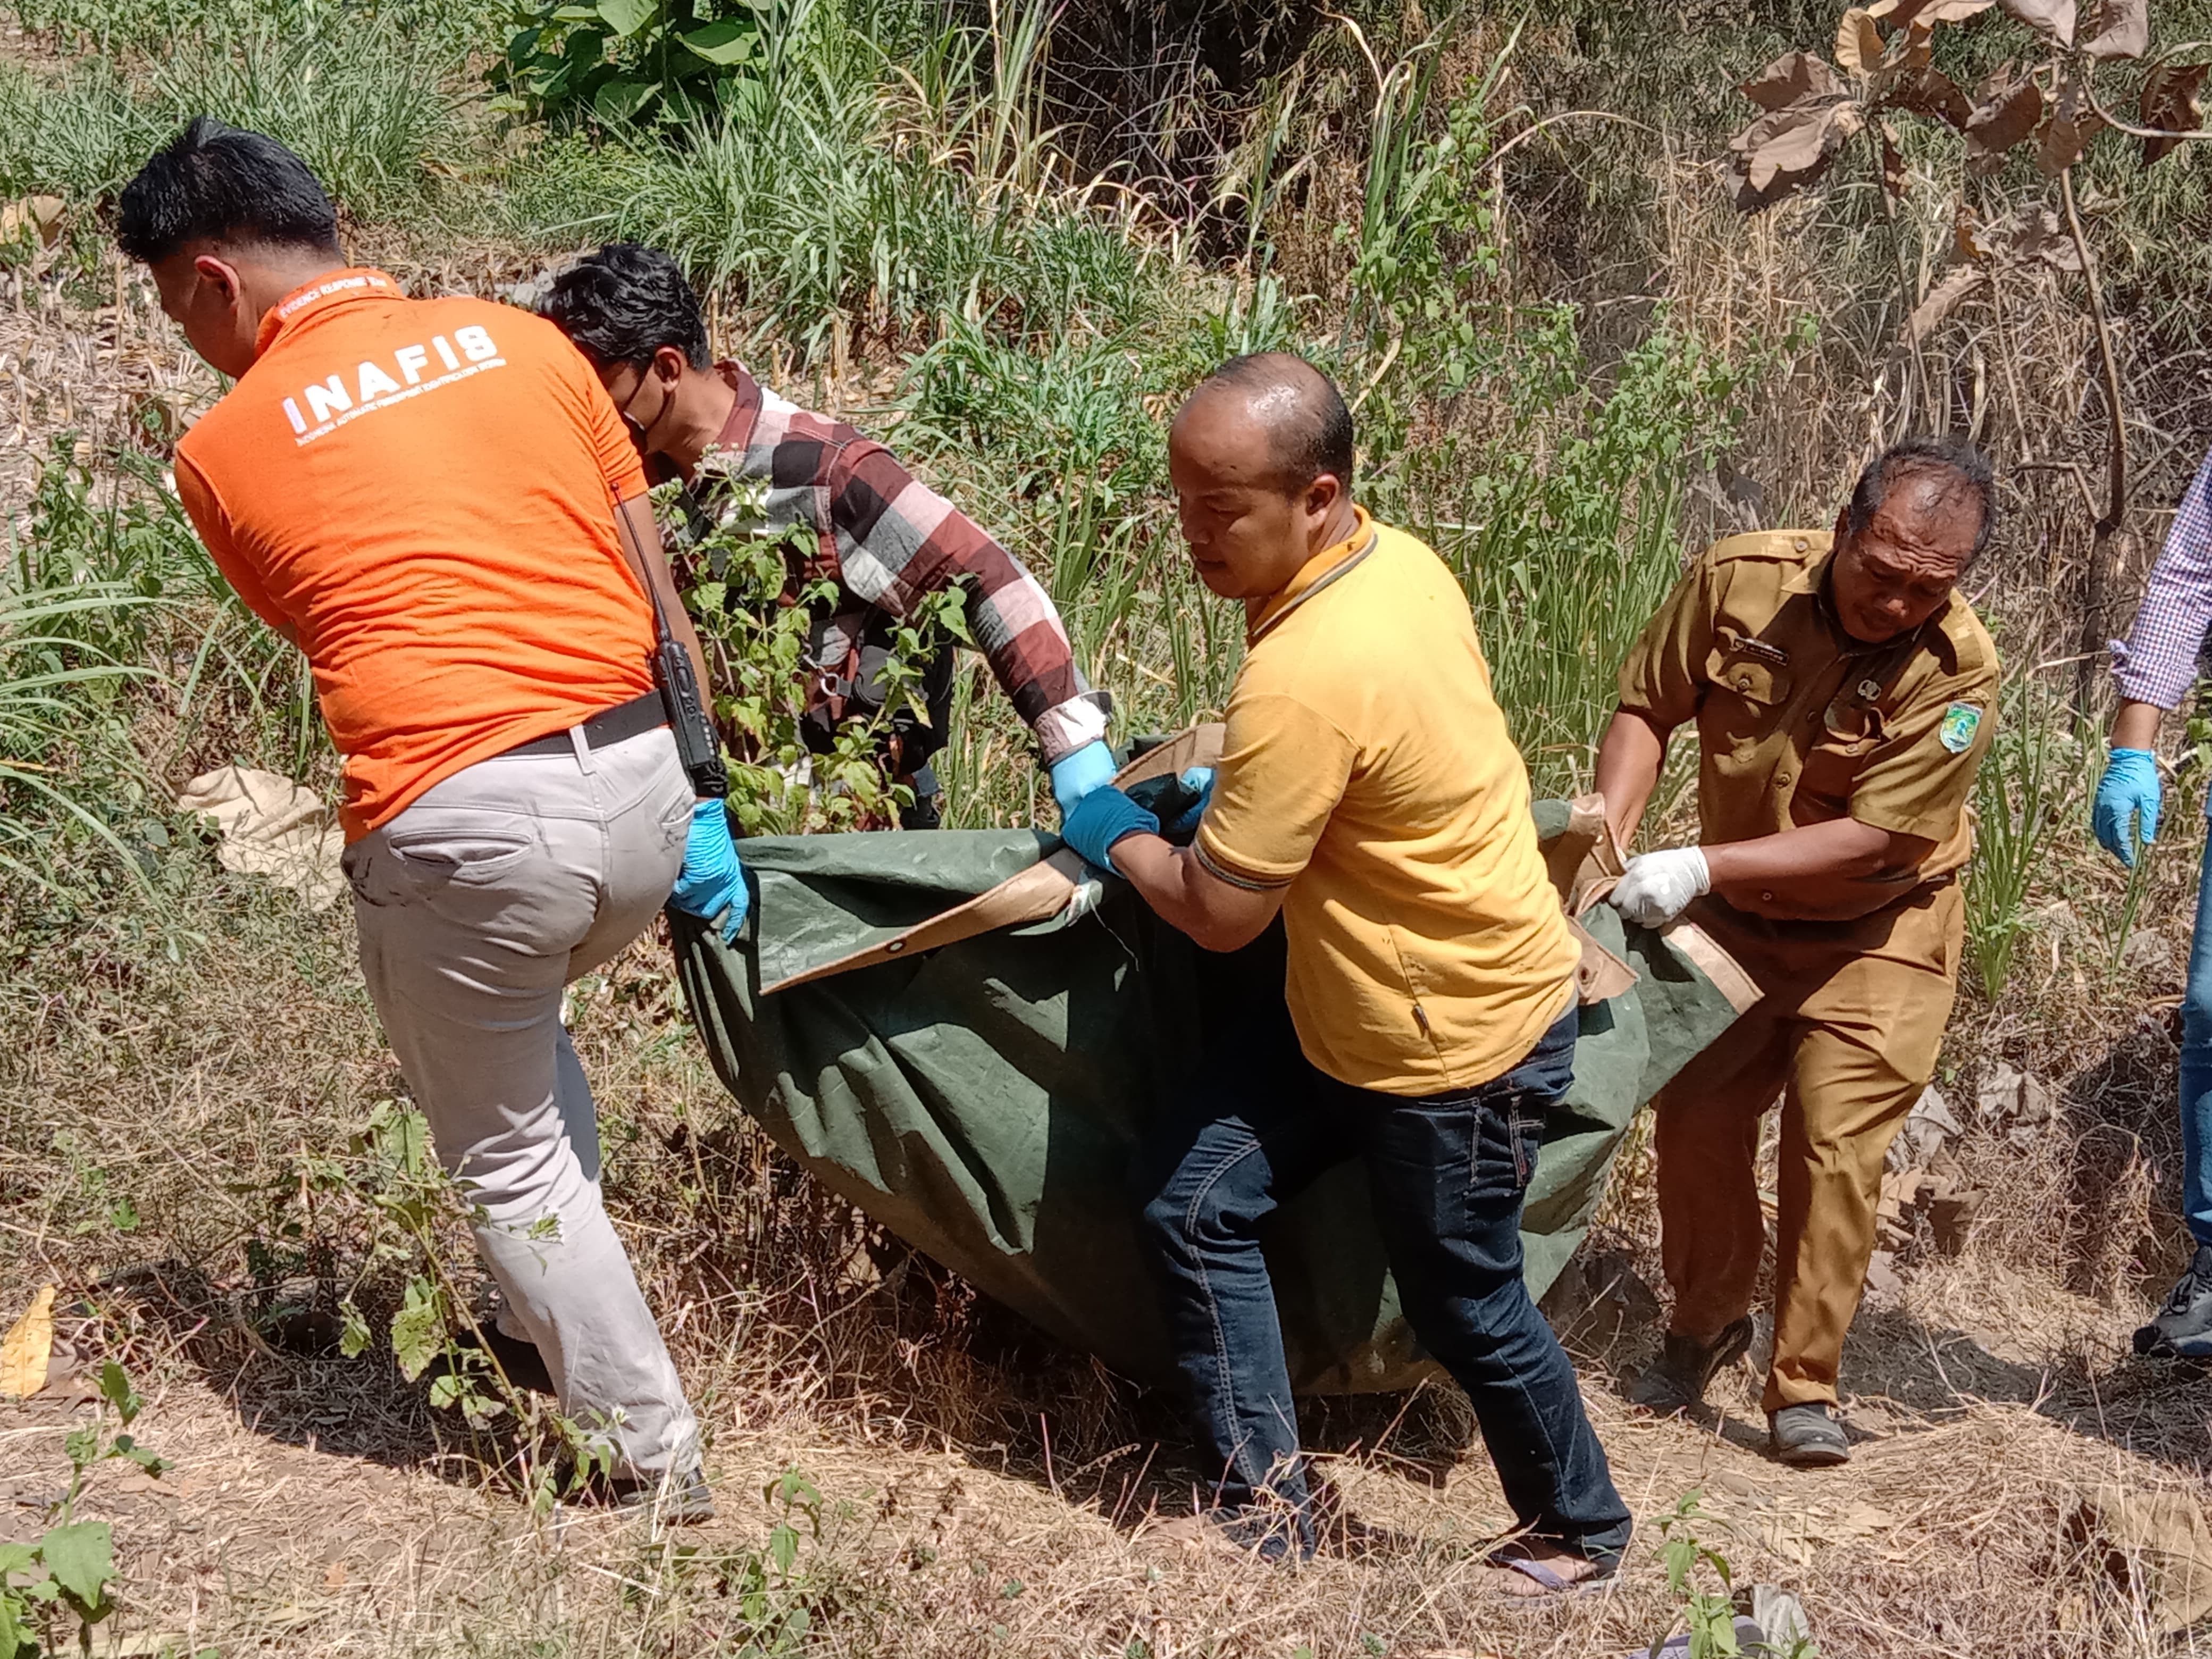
left=175, top=766, right=344, bottom=910
left=2141, top=61, right=2210, bottom=165
left=1880, top=119, right=1909, bottom=195
left=1999, top=0, right=2076, bottom=42
left=1884, top=64, right=1973, bottom=128
left=1906, top=265, right=1987, bottom=341
left=1963, top=204, right=2083, bottom=269
left=2074, top=1485, right=2212, bottom=1633
left=1966, top=74, right=2043, bottom=172
left=0, top=1287, right=57, bottom=1400
left=2003, top=203, right=2083, bottom=270
left=1837, top=8, right=1885, bottom=75
left=2081, top=0, right=2147, bottom=60
left=2038, top=76, right=2107, bottom=174
left=0, top=196, right=63, bottom=251
left=1886, top=19, right=1936, bottom=74
left=1741, top=50, right=1845, bottom=112
left=1725, top=98, right=1866, bottom=210
left=1870, top=0, right=1997, bottom=20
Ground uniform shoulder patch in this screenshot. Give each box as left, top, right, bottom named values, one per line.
left=1938, top=701, right=1983, bottom=754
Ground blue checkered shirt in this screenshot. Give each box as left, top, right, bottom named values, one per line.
left=2115, top=449, right=2212, bottom=709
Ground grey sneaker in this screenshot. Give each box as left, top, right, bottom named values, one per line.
left=606, top=1465, right=717, bottom=1523
left=2134, top=1245, right=2212, bottom=1359
left=1769, top=1403, right=1850, bottom=1467
left=1629, top=1317, right=1753, bottom=1413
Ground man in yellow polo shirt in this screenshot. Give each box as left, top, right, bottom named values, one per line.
left=1059, top=355, right=1629, bottom=1587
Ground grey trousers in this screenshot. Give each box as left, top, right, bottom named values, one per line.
left=342, top=724, right=700, bottom=1478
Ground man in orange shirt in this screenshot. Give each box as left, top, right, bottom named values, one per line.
left=119, top=118, right=734, bottom=1515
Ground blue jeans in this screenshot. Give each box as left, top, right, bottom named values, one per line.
left=1137, top=996, right=1631, bottom=1562
left=2184, top=832, right=2212, bottom=1246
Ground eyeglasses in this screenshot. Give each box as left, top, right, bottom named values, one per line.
left=616, top=364, right=663, bottom=452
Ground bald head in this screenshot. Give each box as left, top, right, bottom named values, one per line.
left=1176, top=353, right=1354, bottom=497
left=1168, top=354, right=1363, bottom=604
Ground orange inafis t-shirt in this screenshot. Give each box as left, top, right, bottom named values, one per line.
left=172, top=268, right=656, bottom=840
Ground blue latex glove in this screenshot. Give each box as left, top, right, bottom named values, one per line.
left=1049, top=740, right=1118, bottom=818
left=669, top=799, right=749, bottom=942
left=2093, top=748, right=2161, bottom=869
left=1164, top=766, right=1214, bottom=837
left=1059, top=785, right=1159, bottom=875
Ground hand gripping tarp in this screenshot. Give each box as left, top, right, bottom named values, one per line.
left=671, top=732, right=1759, bottom=1394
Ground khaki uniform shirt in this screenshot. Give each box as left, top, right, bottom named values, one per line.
left=1617, top=529, right=1999, bottom=921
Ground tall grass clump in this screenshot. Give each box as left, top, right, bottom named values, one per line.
left=1404, top=315, right=1770, bottom=799
left=0, top=0, right=479, bottom=219
left=0, top=584, right=158, bottom=900
left=1965, top=671, right=2073, bottom=1001
left=509, top=0, right=1168, bottom=358
left=0, top=59, right=161, bottom=204
left=0, top=447, right=316, bottom=919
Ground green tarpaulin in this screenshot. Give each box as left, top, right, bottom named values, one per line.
left=672, top=801, right=1750, bottom=1394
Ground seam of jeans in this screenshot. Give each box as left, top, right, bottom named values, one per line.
left=1179, top=1132, right=1277, bottom=1493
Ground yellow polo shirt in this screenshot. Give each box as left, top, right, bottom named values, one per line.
left=1195, top=510, right=1579, bottom=1096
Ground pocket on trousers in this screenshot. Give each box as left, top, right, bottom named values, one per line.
left=1505, top=1096, right=1540, bottom=1190
left=1459, top=1095, right=1536, bottom=1213
left=382, top=829, right=533, bottom=886
left=340, top=840, right=385, bottom=908
left=657, top=784, right=697, bottom=860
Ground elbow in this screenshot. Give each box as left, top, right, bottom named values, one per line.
left=1189, top=916, right=1270, bottom=954
left=1832, top=826, right=1936, bottom=881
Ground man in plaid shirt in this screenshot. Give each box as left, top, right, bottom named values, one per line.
left=2095, top=447, right=2212, bottom=1357
left=542, top=244, right=1117, bottom=831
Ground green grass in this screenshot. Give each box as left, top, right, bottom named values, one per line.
left=0, top=0, right=481, bottom=220
left=1964, top=672, right=2077, bottom=1001
left=508, top=0, right=1168, bottom=357
left=0, top=447, right=312, bottom=921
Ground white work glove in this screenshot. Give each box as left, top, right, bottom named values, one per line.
left=1608, top=847, right=1711, bottom=929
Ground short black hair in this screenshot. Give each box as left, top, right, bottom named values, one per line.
left=540, top=244, right=711, bottom=373
left=1846, top=435, right=1997, bottom=559
left=1196, top=352, right=1355, bottom=495
left=116, top=118, right=339, bottom=265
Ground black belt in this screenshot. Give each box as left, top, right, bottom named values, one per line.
left=501, top=691, right=667, bottom=759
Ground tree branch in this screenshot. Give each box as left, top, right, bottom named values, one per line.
left=2079, top=64, right=2212, bottom=143
left=2060, top=167, right=2127, bottom=531
left=2060, top=164, right=2130, bottom=718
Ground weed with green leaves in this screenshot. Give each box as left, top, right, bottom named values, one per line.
left=0, top=1361, right=166, bottom=1658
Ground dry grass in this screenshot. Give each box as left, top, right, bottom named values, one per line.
left=6, top=30, right=2212, bottom=1657
left=0, top=828, right=2205, bottom=1657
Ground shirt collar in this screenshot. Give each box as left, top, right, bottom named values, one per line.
left=1246, top=508, right=1377, bottom=646
left=254, top=267, right=401, bottom=356
left=710, top=360, right=763, bottom=454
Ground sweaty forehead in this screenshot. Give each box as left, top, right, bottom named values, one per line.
left=1864, top=478, right=1976, bottom=571
left=1172, top=391, right=1286, bottom=482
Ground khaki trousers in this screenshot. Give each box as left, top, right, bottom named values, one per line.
left=1653, top=883, right=1964, bottom=1413
left=342, top=725, right=700, bottom=1477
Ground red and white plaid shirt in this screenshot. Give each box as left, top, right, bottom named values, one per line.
left=2115, top=449, right=2212, bottom=709
left=679, top=363, right=1108, bottom=763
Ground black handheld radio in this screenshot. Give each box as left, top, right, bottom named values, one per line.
left=618, top=507, right=729, bottom=800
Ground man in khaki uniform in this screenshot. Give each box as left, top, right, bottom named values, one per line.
left=1593, top=436, right=1999, bottom=1466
